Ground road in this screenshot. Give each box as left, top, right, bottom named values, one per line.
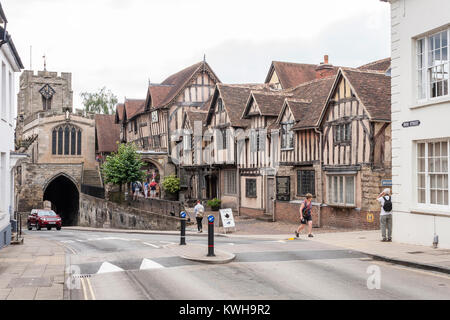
left=28, top=229, right=450, bottom=300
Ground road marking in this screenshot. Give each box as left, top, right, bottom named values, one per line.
left=60, top=240, right=75, bottom=244
left=86, top=278, right=96, bottom=300
left=80, top=278, right=88, bottom=300
left=228, top=243, right=235, bottom=246
left=140, top=258, right=164, bottom=270
left=159, top=241, right=176, bottom=244
left=143, top=242, right=160, bottom=248
left=97, top=262, right=124, bottom=274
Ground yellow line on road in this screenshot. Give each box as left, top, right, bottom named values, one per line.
left=80, top=278, right=88, bottom=300
left=86, top=278, right=96, bottom=300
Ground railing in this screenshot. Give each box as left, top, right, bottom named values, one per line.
left=81, top=184, right=105, bottom=199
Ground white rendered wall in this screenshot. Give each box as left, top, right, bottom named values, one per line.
left=390, top=0, right=450, bottom=248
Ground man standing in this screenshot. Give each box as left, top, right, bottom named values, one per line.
left=295, top=193, right=314, bottom=238
left=377, top=188, right=393, bottom=242
left=194, top=200, right=205, bottom=233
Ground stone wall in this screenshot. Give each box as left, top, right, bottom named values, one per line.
left=16, top=163, right=82, bottom=212
left=79, top=193, right=181, bottom=231
left=320, top=206, right=380, bottom=230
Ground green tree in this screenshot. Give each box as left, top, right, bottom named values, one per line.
left=80, top=87, right=118, bottom=114
left=161, top=175, right=180, bottom=194
left=101, top=143, right=146, bottom=193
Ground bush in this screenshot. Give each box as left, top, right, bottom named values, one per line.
left=161, top=175, right=180, bottom=194
left=207, top=198, right=221, bottom=211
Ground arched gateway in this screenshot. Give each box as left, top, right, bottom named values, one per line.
left=43, top=174, right=80, bottom=226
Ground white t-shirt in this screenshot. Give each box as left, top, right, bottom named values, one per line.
left=194, top=204, right=205, bottom=217
left=378, top=196, right=392, bottom=216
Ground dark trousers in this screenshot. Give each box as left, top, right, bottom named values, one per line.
left=196, top=217, right=203, bottom=231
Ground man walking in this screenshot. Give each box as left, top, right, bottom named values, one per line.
left=377, top=188, right=393, bottom=242
left=295, top=193, right=314, bottom=238
left=194, top=200, right=205, bottom=233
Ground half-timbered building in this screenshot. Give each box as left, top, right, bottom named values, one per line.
left=239, top=91, right=289, bottom=218
left=271, top=77, right=335, bottom=224
left=317, top=68, right=391, bottom=228
left=203, top=84, right=266, bottom=212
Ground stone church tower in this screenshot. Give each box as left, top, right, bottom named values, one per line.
left=15, top=69, right=99, bottom=226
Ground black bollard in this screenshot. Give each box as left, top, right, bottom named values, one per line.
left=180, top=211, right=186, bottom=246
left=207, top=215, right=215, bottom=257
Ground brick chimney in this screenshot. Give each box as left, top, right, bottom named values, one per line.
left=316, top=54, right=335, bottom=79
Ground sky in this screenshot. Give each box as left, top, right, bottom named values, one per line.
left=2, top=0, right=390, bottom=110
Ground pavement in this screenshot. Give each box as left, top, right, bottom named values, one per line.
left=0, top=235, right=65, bottom=300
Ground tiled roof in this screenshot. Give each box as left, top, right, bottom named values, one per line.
left=208, top=84, right=266, bottom=128
left=357, top=58, right=391, bottom=73
left=124, top=99, right=145, bottom=120
left=242, top=91, right=292, bottom=119
left=147, top=85, right=174, bottom=109
left=286, top=99, right=315, bottom=127
left=341, top=68, right=391, bottom=121
left=115, top=103, right=125, bottom=123
left=149, top=61, right=220, bottom=109
left=95, top=114, right=120, bottom=153
left=286, top=76, right=336, bottom=130
left=265, top=61, right=339, bottom=89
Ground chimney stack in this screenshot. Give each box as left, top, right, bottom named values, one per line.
left=324, top=55, right=329, bottom=65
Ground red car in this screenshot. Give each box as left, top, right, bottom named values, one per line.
left=27, top=209, right=62, bottom=231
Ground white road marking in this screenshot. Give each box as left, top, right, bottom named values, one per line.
left=228, top=243, right=235, bottom=246
left=80, top=278, right=88, bottom=300
left=97, top=262, right=124, bottom=274
left=140, top=258, right=164, bottom=270
left=86, top=278, right=96, bottom=300
left=159, top=241, right=176, bottom=244
left=60, top=240, right=75, bottom=244
left=143, top=242, right=160, bottom=248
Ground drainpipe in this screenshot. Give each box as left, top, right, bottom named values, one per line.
left=314, top=127, right=323, bottom=228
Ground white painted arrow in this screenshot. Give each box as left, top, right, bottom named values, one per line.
left=97, top=262, right=124, bottom=274
left=140, top=259, right=164, bottom=270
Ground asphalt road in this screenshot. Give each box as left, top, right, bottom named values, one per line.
left=27, top=229, right=450, bottom=300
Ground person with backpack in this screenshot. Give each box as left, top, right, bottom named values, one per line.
left=295, top=193, right=314, bottom=238
left=194, top=200, right=205, bottom=233
left=377, top=188, right=393, bottom=242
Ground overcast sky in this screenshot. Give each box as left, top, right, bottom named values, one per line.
left=2, top=0, right=390, bottom=109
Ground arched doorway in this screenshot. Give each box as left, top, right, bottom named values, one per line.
left=43, top=175, right=79, bottom=226
left=142, top=161, right=161, bottom=183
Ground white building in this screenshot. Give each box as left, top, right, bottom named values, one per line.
left=383, top=0, right=450, bottom=248
left=0, top=3, right=24, bottom=249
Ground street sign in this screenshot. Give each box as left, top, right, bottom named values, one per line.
left=180, top=211, right=186, bottom=219
left=219, top=208, right=236, bottom=229
left=381, top=179, right=392, bottom=186
left=402, top=120, right=420, bottom=128
left=208, top=215, right=215, bottom=223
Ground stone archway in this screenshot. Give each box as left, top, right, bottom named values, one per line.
left=43, top=174, right=80, bottom=226
left=142, top=159, right=162, bottom=183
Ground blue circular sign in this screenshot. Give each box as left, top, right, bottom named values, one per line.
left=180, top=211, right=186, bottom=218
left=208, top=215, right=215, bottom=223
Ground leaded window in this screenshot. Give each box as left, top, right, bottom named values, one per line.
left=245, top=178, right=257, bottom=198
left=224, top=170, right=237, bottom=195
left=297, top=170, right=315, bottom=196
left=52, top=125, right=82, bottom=156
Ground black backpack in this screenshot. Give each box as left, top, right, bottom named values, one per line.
left=383, top=196, right=392, bottom=212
